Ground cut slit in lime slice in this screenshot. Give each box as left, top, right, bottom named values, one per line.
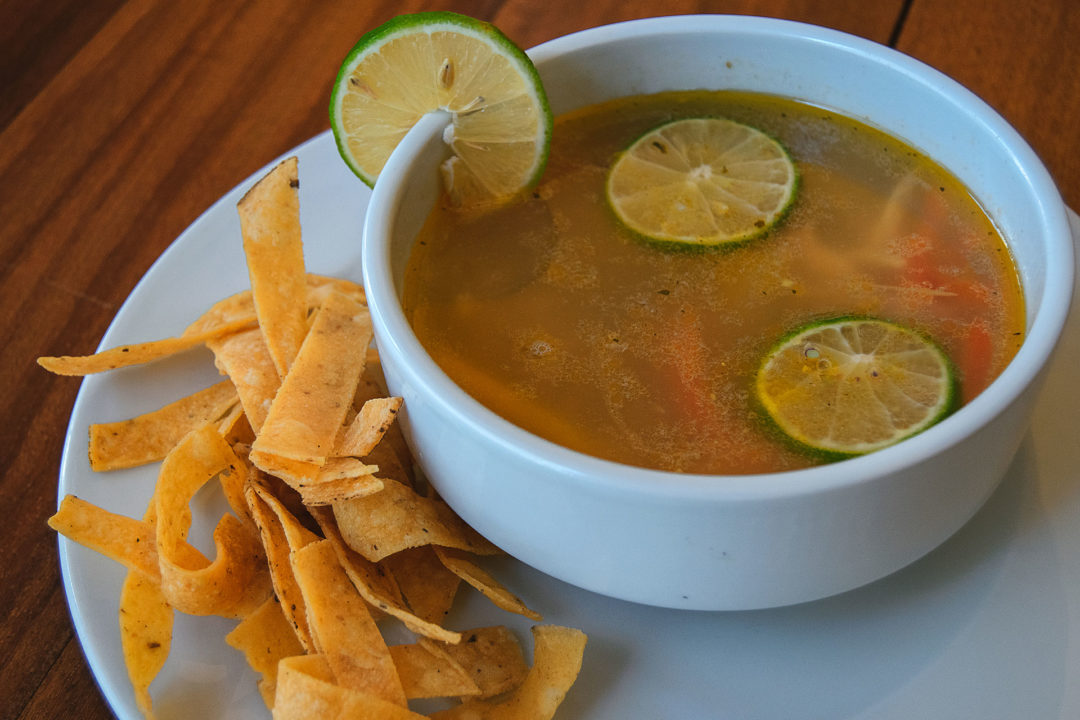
left=755, top=317, right=957, bottom=457
left=329, top=11, right=552, bottom=208
left=606, top=117, right=798, bottom=247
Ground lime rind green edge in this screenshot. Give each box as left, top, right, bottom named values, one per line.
left=604, top=116, right=801, bottom=254
left=328, top=11, right=552, bottom=194
left=751, top=315, right=960, bottom=463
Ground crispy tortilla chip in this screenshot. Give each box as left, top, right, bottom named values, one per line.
left=245, top=478, right=321, bottom=652
left=431, top=626, right=587, bottom=720
left=274, top=655, right=427, bottom=720
left=295, top=470, right=384, bottom=507
left=350, top=375, right=415, bottom=486
left=225, top=596, right=306, bottom=709
left=217, top=443, right=254, bottom=528
left=36, top=316, right=257, bottom=376
left=290, top=540, right=407, bottom=706
left=306, top=274, right=366, bottom=308
left=333, top=480, right=499, bottom=562
left=308, top=506, right=460, bottom=644
left=154, top=425, right=271, bottom=617
left=88, top=380, right=238, bottom=471
left=49, top=496, right=162, bottom=577
left=422, top=626, right=528, bottom=699
left=48, top=495, right=209, bottom=579
left=183, top=290, right=256, bottom=337
left=249, top=451, right=320, bottom=488
left=389, top=641, right=479, bottom=700
left=119, top=569, right=173, bottom=720
left=334, top=397, right=402, bottom=458
left=237, top=156, right=308, bottom=378
left=252, top=290, right=372, bottom=466
left=207, top=326, right=279, bottom=432
left=182, top=275, right=361, bottom=339
left=434, top=547, right=542, bottom=622
left=381, top=547, right=462, bottom=626
left=217, top=401, right=252, bottom=444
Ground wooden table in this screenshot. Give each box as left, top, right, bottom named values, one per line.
left=3, top=1, right=1077, bottom=717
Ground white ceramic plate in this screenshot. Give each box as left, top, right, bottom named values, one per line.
left=58, top=131, right=1080, bottom=719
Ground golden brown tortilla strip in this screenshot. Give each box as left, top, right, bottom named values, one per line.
left=308, top=505, right=461, bottom=644
left=332, top=479, right=500, bottom=562
left=381, top=547, right=462, bottom=626
left=422, top=625, right=528, bottom=699
left=290, top=539, right=408, bottom=707
left=388, top=641, right=479, bottom=699
left=37, top=316, right=257, bottom=376
left=182, top=275, right=361, bottom=339
left=88, top=380, right=238, bottom=471
left=294, top=470, right=384, bottom=507
left=237, top=156, right=308, bottom=378
left=273, top=655, right=427, bottom=720
left=119, top=569, right=173, bottom=719
left=154, top=425, right=271, bottom=618
left=225, top=596, right=306, bottom=710
left=49, top=495, right=163, bottom=578
left=251, top=290, right=372, bottom=466
left=434, top=547, right=542, bottom=622
left=207, top=326, right=279, bottom=432
left=245, top=477, right=321, bottom=652
left=183, top=290, right=256, bottom=337
left=430, top=626, right=587, bottom=720
left=334, top=397, right=403, bottom=459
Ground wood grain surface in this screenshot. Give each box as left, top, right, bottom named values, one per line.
left=2, top=1, right=1077, bottom=718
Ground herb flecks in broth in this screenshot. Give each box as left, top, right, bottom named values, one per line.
left=403, top=91, right=1025, bottom=474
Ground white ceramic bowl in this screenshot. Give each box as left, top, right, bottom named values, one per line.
left=362, top=15, right=1074, bottom=610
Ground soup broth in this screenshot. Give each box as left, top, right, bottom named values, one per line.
left=403, top=91, right=1025, bottom=474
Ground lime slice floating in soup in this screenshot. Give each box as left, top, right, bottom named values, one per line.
left=606, top=117, right=798, bottom=247
left=329, top=11, right=552, bottom=207
left=755, top=317, right=957, bottom=457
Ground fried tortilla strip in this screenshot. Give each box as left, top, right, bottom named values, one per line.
left=274, top=655, right=427, bottom=720
left=308, top=505, right=460, bottom=644
left=181, top=275, right=362, bottom=339
left=245, top=478, right=321, bottom=652
left=250, top=452, right=321, bottom=488
left=207, top=326, right=279, bottom=432
left=237, top=155, right=308, bottom=378
left=291, top=539, right=407, bottom=707
left=430, top=626, right=587, bottom=720
left=88, top=380, right=238, bottom=471
left=251, top=290, right=372, bottom=467
left=119, top=569, right=172, bottom=720
left=388, top=641, right=479, bottom=700
left=422, top=626, right=528, bottom=699
left=48, top=495, right=208, bottom=578
left=36, top=316, right=257, bottom=376
left=154, top=425, right=271, bottom=618
left=248, top=454, right=382, bottom=505
left=49, top=496, right=161, bottom=577
left=294, top=468, right=384, bottom=506
left=225, top=596, right=306, bottom=709
left=217, top=401, right=252, bottom=444
left=434, top=547, right=542, bottom=622
left=381, top=547, right=461, bottom=625
left=333, top=480, right=500, bottom=562
left=184, top=290, right=256, bottom=337
left=306, top=274, right=366, bottom=308
left=334, top=397, right=403, bottom=459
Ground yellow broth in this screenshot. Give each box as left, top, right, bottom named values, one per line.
left=402, top=91, right=1025, bottom=474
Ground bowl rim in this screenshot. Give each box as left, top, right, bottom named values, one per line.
left=362, top=14, right=1075, bottom=504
